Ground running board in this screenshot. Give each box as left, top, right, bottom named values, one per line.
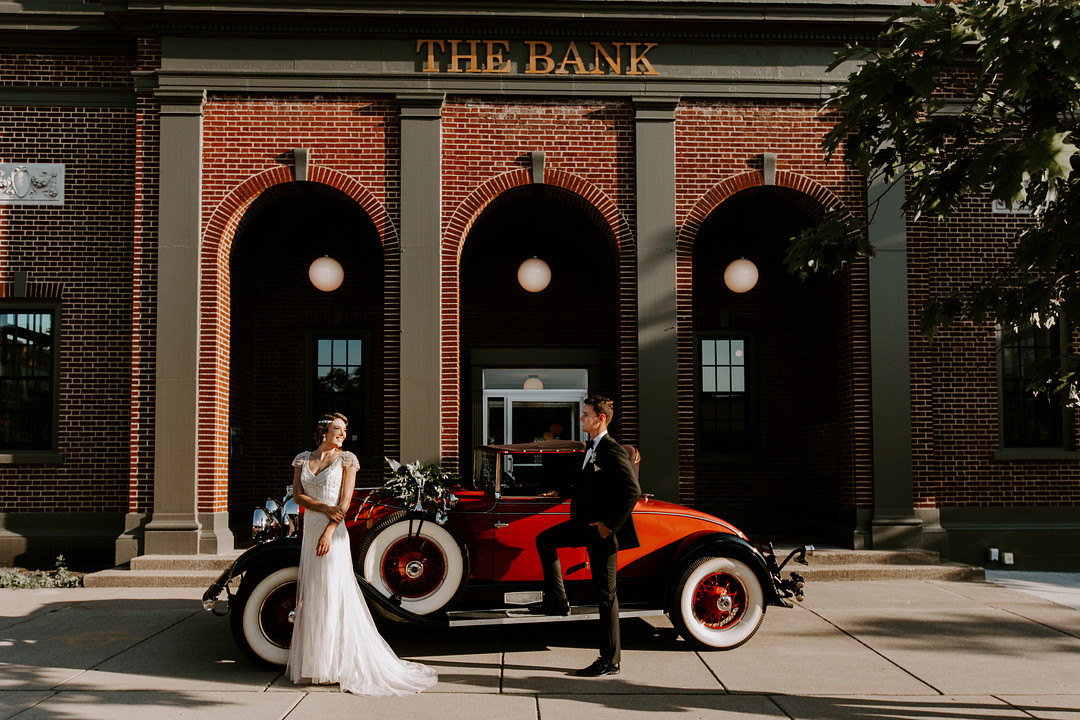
left=446, top=605, right=666, bottom=627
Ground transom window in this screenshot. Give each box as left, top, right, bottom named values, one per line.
left=0, top=309, right=58, bottom=451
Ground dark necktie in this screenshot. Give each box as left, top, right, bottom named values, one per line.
left=584, top=438, right=594, bottom=450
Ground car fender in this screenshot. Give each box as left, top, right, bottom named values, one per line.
left=203, top=537, right=447, bottom=628
left=664, top=532, right=782, bottom=611
left=202, top=538, right=302, bottom=609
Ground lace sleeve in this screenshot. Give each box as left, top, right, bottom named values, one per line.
left=341, top=451, right=359, bottom=468
left=292, top=451, right=309, bottom=467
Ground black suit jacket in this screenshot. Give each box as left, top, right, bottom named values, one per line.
left=569, top=434, right=642, bottom=551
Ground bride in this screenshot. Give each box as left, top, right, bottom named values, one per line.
left=288, top=412, right=438, bottom=695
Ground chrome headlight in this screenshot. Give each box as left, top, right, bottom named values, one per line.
left=252, top=506, right=279, bottom=542
left=283, top=496, right=301, bottom=537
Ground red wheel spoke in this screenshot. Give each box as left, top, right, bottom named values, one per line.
left=382, top=536, right=448, bottom=599
left=692, top=572, right=746, bottom=630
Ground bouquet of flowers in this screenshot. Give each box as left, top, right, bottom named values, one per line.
left=360, top=458, right=459, bottom=524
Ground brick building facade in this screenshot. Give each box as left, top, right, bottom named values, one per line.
left=1, top=1, right=1077, bottom=571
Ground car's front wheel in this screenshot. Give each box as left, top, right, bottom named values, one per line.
left=358, top=513, right=467, bottom=616
left=229, top=564, right=297, bottom=668
left=670, top=556, right=765, bottom=650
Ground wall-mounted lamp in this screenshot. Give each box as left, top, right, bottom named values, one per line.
left=523, top=374, right=544, bottom=390
left=723, top=258, right=759, bottom=293
left=309, top=255, right=344, bottom=292
left=517, top=257, right=551, bottom=293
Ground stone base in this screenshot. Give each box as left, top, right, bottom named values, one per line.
left=0, top=512, right=124, bottom=571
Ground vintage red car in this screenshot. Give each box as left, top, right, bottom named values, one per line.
left=203, top=441, right=811, bottom=667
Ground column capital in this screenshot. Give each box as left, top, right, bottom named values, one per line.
left=632, top=96, right=679, bottom=121
left=155, top=88, right=207, bottom=114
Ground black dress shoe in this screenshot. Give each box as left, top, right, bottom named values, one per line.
left=574, top=658, right=620, bottom=677
left=528, top=599, right=571, bottom=616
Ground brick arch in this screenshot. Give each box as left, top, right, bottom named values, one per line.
left=678, top=171, right=845, bottom=251
left=197, top=167, right=399, bottom=514
left=440, top=168, right=637, bottom=465
left=674, top=171, right=854, bottom=506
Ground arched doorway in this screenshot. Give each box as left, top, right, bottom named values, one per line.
left=458, top=184, right=621, bottom=468
left=228, top=182, right=385, bottom=516
left=692, top=185, right=859, bottom=543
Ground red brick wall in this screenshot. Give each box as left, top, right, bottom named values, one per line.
left=673, top=100, right=872, bottom=534
left=0, top=52, right=137, bottom=514
left=129, top=38, right=161, bottom=516
left=199, top=95, right=400, bottom=513
left=908, top=194, right=1080, bottom=508
left=440, top=97, right=639, bottom=472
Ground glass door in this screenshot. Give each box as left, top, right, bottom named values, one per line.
left=481, top=368, right=588, bottom=446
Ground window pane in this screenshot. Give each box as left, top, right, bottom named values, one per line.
left=716, top=368, right=731, bottom=393
left=313, top=335, right=368, bottom=455
left=701, top=340, right=715, bottom=366
left=697, top=334, right=750, bottom=454
left=702, top=367, right=716, bottom=393
left=999, top=324, right=1062, bottom=447
left=732, top=340, right=745, bottom=366
left=0, top=309, right=56, bottom=450
left=731, top=366, right=745, bottom=393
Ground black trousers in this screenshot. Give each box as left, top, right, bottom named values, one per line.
left=535, top=520, right=620, bottom=664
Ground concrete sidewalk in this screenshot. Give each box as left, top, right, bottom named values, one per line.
left=2, top=576, right=1079, bottom=719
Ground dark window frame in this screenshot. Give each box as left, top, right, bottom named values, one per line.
left=996, top=321, right=1072, bottom=451
left=694, top=331, right=757, bottom=461
left=0, top=301, right=63, bottom=463
left=305, top=329, right=372, bottom=460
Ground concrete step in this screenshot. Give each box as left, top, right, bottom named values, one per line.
left=798, top=562, right=985, bottom=583
left=83, top=548, right=985, bottom=587
left=83, top=568, right=227, bottom=588
left=131, top=552, right=242, bottom=572
left=82, top=551, right=243, bottom=588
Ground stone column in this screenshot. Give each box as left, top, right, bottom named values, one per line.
left=866, top=172, right=929, bottom=549
left=634, top=97, right=680, bottom=501
left=398, top=94, right=444, bottom=465
left=143, top=88, right=206, bottom=555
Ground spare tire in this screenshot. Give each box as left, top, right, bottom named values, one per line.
left=357, top=513, right=468, bottom=616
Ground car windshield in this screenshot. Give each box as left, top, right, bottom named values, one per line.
left=472, top=441, right=585, bottom=496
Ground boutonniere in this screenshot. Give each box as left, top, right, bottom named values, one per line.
left=588, top=453, right=600, bottom=471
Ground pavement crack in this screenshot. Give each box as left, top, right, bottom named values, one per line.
left=801, top=606, right=944, bottom=696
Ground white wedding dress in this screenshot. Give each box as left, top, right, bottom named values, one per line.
left=288, top=450, right=438, bottom=695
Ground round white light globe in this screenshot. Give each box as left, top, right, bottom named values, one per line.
left=517, top=257, right=551, bottom=293
left=308, top=256, right=344, bottom=292
left=723, top=258, right=759, bottom=293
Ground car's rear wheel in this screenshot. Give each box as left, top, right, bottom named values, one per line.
left=230, top=564, right=297, bottom=668
left=670, top=556, right=764, bottom=650
left=358, top=513, right=467, bottom=616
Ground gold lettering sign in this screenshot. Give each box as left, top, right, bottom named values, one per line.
left=416, top=39, right=659, bottom=76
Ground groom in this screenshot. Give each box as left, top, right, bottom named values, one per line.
left=534, top=395, right=641, bottom=677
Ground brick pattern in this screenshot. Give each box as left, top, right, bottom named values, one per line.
left=0, top=53, right=137, bottom=514
left=440, top=98, right=638, bottom=472
left=673, top=100, right=872, bottom=527
left=908, top=192, right=1080, bottom=508
left=199, top=95, right=400, bottom=513
left=5, top=48, right=1075, bottom=540
left=128, top=38, right=162, bottom=515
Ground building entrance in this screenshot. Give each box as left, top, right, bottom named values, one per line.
left=481, top=368, right=588, bottom=445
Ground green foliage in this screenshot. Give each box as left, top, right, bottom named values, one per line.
left=0, top=555, right=83, bottom=589
left=359, top=458, right=459, bottom=520
left=802, top=0, right=1080, bottom=398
